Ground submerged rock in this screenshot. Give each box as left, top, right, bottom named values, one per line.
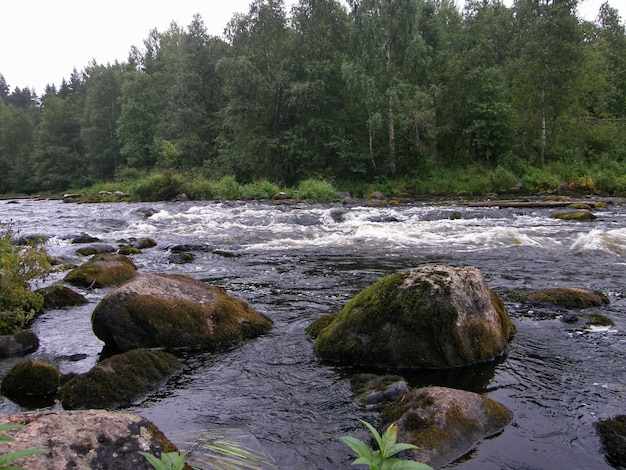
left=381, top=386, right=513, bottom=468
left=1, top=359, right=60, bottom=403
left=314, top=265, right=515, bottom=369
left=350, top=374, right=410, bottom=409
left=91, top=273, right=273, bottom=351
left=596, top=415, right=626, bottom=468
left=0, top=330, right=39, bottom=357
left=60, top=349, right=180, bottom=410
left=0, top=410, right=187, bottom=470
left=516, top=287, right=609, bottom=309
left=550, top=210, right=596, bottom=221
left=75, top=243, right=116, bottom=256
left=64, top=253, right=137, bottom=288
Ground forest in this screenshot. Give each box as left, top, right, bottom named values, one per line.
left=1, top=0, right=626, bottom=198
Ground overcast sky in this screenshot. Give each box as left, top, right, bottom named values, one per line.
left=0, top=0, right=621, bottom=95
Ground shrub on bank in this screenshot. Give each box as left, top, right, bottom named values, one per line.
left=0, top=225, right=50, bottom=335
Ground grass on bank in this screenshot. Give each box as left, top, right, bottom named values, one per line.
left=59, top=158, right=626, bottom=203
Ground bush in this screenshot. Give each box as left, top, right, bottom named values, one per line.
left=0, top=224, right=50, bottom=334
left=297, top=178, right=339, bottom=200
left=132, top=171, right=185, bottom=201
left=242, top=180, right=280, bottom=200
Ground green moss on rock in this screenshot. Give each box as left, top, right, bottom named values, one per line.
left=59, top=349, right=180, bottom=410
left=519, top=287, right=609, bottom=309
left=382, top=386, right=512, bottom=468
left=596, top=415, right=626, bottom=468
left=1, top=359, right=60, bottom=400
left=64, top=253, right=137, bottom=288
left=550, top=210, right=596, bottom=221
left=314, top=266, right=515, bottom=369
left=307, top=314, right=338, bottom=338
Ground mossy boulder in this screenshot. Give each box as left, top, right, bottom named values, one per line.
left=36, top=284, right=87, bottom=309
left=314, top=265, right=515, bottom=369
left=59, top=349, right=180, bottom=409
left=0, top=410, right=189, bottom=470
left=64, top=253, right=137, bottom=288
left=381, top=386, right=513, bottom=468
left=516, top=287, right=609, bottom=309
left=91, top=273, right=273, bottom=351
left=0, top=330, right=39, bottom=357
left=1, top=359, right=60, bottom=401
left=596, top=415, right=626, bottom=468
left=550, top=210, right=596, bottom=221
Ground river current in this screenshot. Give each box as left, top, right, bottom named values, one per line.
left=1, top=197, right=625, bottom=469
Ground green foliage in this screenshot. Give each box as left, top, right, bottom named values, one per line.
left=132, top=171, right=185, bottom=201
left=0, top=224, right=50, bottom=334
left=339, top=419, right=433, bottom=470
left=0, top=423, right=49, bottom=469
left=138, top=451, right=187, bottom=470
left=296, top=178, right=339, bottom=200
left=241, top=180, right=280, bottom=200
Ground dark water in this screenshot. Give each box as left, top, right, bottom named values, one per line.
left=1, top=198, right=625, bottom=469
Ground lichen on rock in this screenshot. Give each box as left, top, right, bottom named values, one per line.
left=64, top=253, right=137, bottom=288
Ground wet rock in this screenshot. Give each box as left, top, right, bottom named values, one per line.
left=13, top=233, right=49, bottom=245
left=75, top=243, right=116, bottom=256
left=118, top=246, right=142, bottom=255
left=1, top=359, right=60, bottom=402
left=350, top=374, right=410, bottom=409
left=91, top=273, right=273, bottom=351
left=314, top=265, right=516, bottom=369
left=60, top=349, right=180, bottom=410
left=0, top=330, right=39, bottom=357
left=71, top=234, right=101, bottom=244
left=0, top=410, right=187, bottom=470
left=168, top=252, right=195, bottom=264
left=62, top=193, right=81, bottom=203
left=550, top=210, right=596, bottom=221
left=135, top=207, right=159, bottom=218
left=596, top=415, right=626, bottom=468
left=381, top=386, right=513, bottom=468
left=132, top=237, right=157, bottom=249
left=516, top=287, right=609, bottom=309
left=307, top=314, right=339, bottom=338
left=36, top=284, right=87, bottom=309
left=64, top=253, right=137, bottom=288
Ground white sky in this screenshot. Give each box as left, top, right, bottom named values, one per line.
left=0, top=0, right=621, bottom=95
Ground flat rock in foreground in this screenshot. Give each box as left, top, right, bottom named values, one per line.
left=0, top=410, right=187, bottom=470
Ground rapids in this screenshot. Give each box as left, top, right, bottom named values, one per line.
left=1, top=198, right=625, bottom=469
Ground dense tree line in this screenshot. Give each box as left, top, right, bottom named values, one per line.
left=1, top=0, right=625, bottom=195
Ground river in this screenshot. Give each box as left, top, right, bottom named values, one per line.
left=1, top=197, right=625, bottom=469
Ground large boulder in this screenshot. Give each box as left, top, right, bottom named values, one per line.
left=91, top=273, right=273, bottom=351
left=64, top=253, right=137, bottom=288
left=381, top=386, right=513, bottom=468
left=314, top=265, right=515, bottom=369
left=0, top=410, right=189, bottom=470
left=60, top=349, right=180, bottom=410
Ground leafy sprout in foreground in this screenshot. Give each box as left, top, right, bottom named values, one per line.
left=0, top=423, right=49, bottom=470
left=339, top=419, right=433, bottom=470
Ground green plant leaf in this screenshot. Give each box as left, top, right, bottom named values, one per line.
left=358, top=419, right=384, bottom=451
left=337, top=436, right=373, bottom=460
left=0, top=448, right=49, bottom=467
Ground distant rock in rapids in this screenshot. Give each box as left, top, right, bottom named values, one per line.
left=314, top=265, right=515, bottom=369
left=91, top=273, right=273, bottom=351
left=64, top=253, right=137, bottom=288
